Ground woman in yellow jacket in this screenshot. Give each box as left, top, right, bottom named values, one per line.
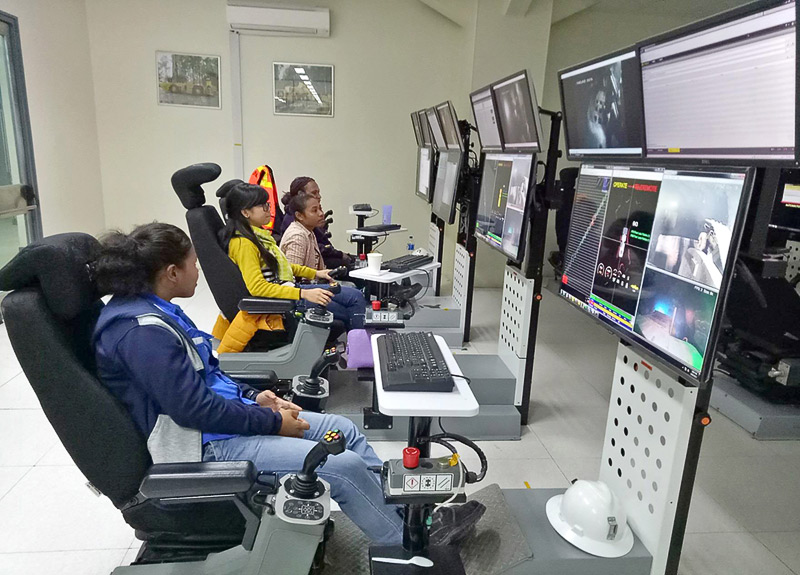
left=219, top=182, right=363, bottom=336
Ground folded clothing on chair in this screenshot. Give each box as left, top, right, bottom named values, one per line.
left=212, top=311, right=284, bottom=354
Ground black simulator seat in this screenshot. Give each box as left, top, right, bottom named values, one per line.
left=171, top=162, right=343, bottom=379
left=0, top=234, right=260, bottom=564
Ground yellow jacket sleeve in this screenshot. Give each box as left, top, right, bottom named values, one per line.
left=292, top=263, right=317, bottom=280
left=228, top=237, right=302, bottom=300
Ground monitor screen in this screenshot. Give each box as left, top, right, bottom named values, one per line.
left=411, top=112, right=423, bottom=147
left=436, top=101, right=463, bottom=151
left=559, top=164, right=751, bottom=382
left=771, top=177, right=800, bottom=233
left=416, top=146, right=434, bottom=203
left=560, top=50, right=644, bottom=159
left=426, top=107, right=447, bottom=150
left=640, top=1, right=797, bottom=161
left=431, top=149, right=462, bottom=224
left=492, top=71, right=542, bottom=151
left=417, top=110, right=432, bottom=147
left=475, top=153, right=535, bottom=261
left=470, top=87, right=503, bottom=150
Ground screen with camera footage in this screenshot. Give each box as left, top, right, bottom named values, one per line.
left=559, top=164, right=750, bottom=382
left=492, top=71, right=541, bottom=151
left=560, top=50, right=644, bottom=158
left=474, top=153, right=535, bottom=261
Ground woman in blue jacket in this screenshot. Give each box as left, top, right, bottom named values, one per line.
left=91, top=222, right=403, bottom=545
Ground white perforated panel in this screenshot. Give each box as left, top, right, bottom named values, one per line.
left=497, top=266, right=537, bottom=405
left=452, top=244, right=471, bottom=330
left=788, top=240, right=799, bottom=296
left=599, top=344, right=698, bottom=575
left=428, top=222, right=441, bottom=289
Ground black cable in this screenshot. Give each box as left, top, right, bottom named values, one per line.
left=418, top=432, right=487, bottom=483
left=437, top=416, right=448, bottom=435
left=371, top=232, right=390, bottom=253
left=451, top=373, right=472, bottom=385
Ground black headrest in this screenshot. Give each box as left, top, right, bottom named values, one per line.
left=0, top=233, right=100, bottom=320
left=171, top=163, right=222, bottom=210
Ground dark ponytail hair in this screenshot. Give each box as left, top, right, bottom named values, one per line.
left=96, top=223, right=193, bottom=296
left=285, top=191, right=315, bottom=219
left=282, top=177, right=315, bottom=214
left=218, top=181, right=280, bottom=273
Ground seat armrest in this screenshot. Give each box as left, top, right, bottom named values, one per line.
left=238, top=297, right=295, bottom=314
left=229, top=371, right=279, bottom=390
left=139, top=461, right=257, bottom=500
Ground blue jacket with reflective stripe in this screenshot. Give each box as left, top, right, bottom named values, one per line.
left=92, top=295, right=282, bottom=443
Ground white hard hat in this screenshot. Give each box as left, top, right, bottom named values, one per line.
left=546, top=480, right=635, bottom=558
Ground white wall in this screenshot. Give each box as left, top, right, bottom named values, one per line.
left=238, top=0, right=475, bottom=287
left=467, top=0, right=554, bottom=288
left=0, top=0, right=105, bottom=235
left=85, top=0, right=235, bottom=232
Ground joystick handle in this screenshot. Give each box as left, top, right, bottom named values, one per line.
left=308, top=347, right=340, bottom=382
left=323, top=281, right=342, bottom=295
left=291, top=430, right=347, bottom=499
left=328, top=266, right=348, bottom=280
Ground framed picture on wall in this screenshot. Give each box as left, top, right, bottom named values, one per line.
left=273, top=62, right=334, bottom=117
left=156, top=51, right=221, bottom=109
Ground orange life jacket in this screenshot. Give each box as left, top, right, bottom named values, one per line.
left=248, top=165, right=279, bottom=232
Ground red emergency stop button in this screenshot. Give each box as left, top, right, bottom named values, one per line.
left=403, top=447, right=420, bottom=469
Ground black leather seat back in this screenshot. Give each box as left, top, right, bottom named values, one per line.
left=0, top=234, right=151, bottom=508
left=187, top=206, right=250, bottom=321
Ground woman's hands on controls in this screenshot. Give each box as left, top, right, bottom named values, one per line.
left=315, top=269, right=333, bottom=281
left=278, top=409, right=310, bottom=438
left=301, top=288, right=332, bottom=306
left=256, top=389, right=302, bottom=412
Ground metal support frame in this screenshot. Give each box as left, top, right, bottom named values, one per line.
left=428, top=216, right=445, bottom=296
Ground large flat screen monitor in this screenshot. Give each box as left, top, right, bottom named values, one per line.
left=431, top=149, right=462, bottom=224
left=416, top=146, right=434, bottom=203
left=640, top=0, right=797, bottom=162
left=417, top=110, right=432, bottom=147
left=475, top=153, right=535, bottom=262
left=426, top=107, right=447, bottom=150
left=470, top=86, right=503, bottom=151
left=491, top=70, right=542, bottom=152
left=436, top=101, right=463, bottom=151
left=559, top=163, right=752, bottom=382
left=560, top=49, right=644, bottom=159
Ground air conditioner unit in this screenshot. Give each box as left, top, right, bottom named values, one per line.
left=226, top=4, right=330, bottom=37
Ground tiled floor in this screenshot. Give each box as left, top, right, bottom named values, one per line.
left=1, top=277, right=799, bottom=574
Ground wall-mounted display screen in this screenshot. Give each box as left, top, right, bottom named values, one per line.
left=415, top=146, right=434, bottom=203
left=560, top=49, right=644, bottom=159
left=474, top=153, right=535, bottom=262
left=470, top=86, right=503, bottom=150
left=431, top=149, right=462, bottom=224
left=559, top=163, right=751, bottom=382
left=491, top=71, right=542, bottom=152
left=640, top=0, right=796, bottom=162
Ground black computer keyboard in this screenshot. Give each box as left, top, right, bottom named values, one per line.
left=377, top=332, right=454, bottom=392
left=357, top=223, right=402, bottom=233
left=381, top=254, right=434, bottom=273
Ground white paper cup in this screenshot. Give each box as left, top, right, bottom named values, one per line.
left=367, top=252, right=383, bottom=274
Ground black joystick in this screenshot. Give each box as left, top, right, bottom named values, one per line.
left=297, top=347, right=340, bottom=395
left=328, top=266, right=348, bottom=280
left=288, top=429, right=347, bottom=499
left=308, top=282, right=342, bottom=317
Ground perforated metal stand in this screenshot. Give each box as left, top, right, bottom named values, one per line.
left=601, top=343, right=710, bottom=575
